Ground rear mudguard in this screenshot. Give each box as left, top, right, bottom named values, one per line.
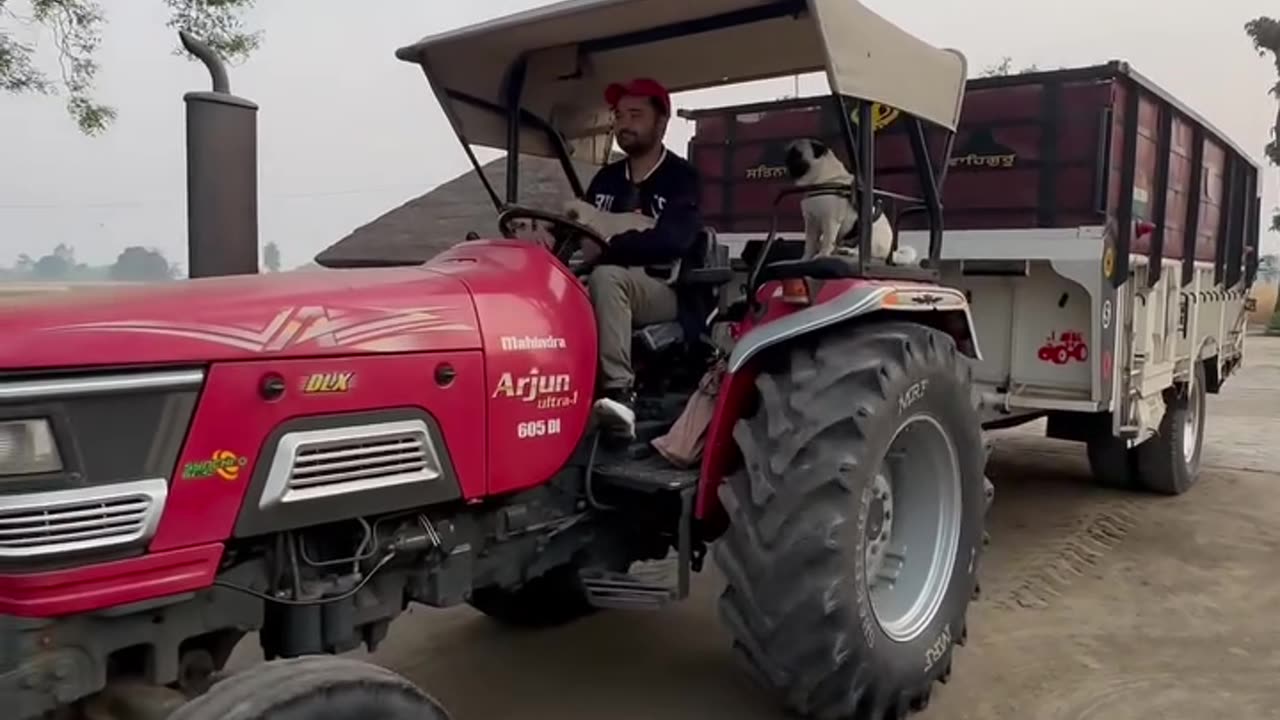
left=694, top=279, right=981, bottom=528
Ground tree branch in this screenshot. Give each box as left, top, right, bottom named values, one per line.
left=0, top=0, right=259, bottom=134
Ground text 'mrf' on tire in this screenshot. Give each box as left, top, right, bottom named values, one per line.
left=715, top=321, right=988, bottom=719
left=168, top=655, right=451, bottom=720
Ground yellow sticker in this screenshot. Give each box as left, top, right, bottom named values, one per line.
left=1103, top=246, right=1115, bottom=279
left=850, top=103, right=900, bottom=132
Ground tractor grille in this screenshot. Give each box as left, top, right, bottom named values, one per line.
left=0, top=478, right=167, bottom=559
left=259, top=420, right=443, bottom=510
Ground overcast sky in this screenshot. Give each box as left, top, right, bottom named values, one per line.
left=1, top=0, right=1277, bottom=270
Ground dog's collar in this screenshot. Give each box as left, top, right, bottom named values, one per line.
left=625, top=147, right=668, bottom=184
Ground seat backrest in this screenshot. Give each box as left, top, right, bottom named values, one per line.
left=672, top=227, right=728, bottom=281
left=648, top=227, right=728, bottom=286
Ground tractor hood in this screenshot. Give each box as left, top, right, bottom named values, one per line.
left=0, top=268, right=481, bottom=371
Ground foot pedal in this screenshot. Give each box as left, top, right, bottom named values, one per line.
left=580, top=570, right=677, bottom=610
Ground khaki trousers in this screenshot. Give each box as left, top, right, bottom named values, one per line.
left=587, top=265, right=679, bottom=390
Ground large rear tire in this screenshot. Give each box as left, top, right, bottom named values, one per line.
left=714, top=321, right=988, bottom=719
left=168, top=656, right=450, bottom=720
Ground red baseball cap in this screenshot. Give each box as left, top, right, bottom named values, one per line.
left=604, top=77, right=671, bottom=115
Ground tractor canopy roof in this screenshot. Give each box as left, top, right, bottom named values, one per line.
left=395, top=0, right=968, bottom=167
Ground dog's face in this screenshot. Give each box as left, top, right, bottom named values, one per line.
left=784, top=138, right=830, bottom=181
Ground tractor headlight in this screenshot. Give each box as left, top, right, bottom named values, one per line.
left=0, top=418, right=63, bottom=475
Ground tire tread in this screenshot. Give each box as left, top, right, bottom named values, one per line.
left=715, top=321, right=987, bottom=719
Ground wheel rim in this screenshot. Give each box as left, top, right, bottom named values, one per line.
left=863, top=414, right=963, bottom=643
left=1182, top=373, right=1201, bottom=464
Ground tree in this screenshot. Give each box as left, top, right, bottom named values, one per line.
left=262, top=241, right=281, bottom=272
left=979, top=56, right=1042, bottom=78
left=0, top=0, right=259, bottom=135
left=1260, top=253, right=1280, bottom=283
left=29, top=242, right=78, bottom=279
left=1245, top=17, right=1280, bottom=234
left=1244, top=18, right=1280, bottom=326
left=108, top=245, right=177, bottom=281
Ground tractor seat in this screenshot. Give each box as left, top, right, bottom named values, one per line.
left=641, top=227, right=734, bottom=289
left=631, top=227, right=732, bottom=354
left=756, top=256, right=861, bottom=283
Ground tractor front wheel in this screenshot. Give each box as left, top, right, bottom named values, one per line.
left=714, top=321, right=988, bottom=719
left=167, top=656, right=450, bottom=720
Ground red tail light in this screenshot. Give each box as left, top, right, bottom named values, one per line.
left=1135, top=221, right=1156, bottom=239
left=781, top=278, right=811, bottom=305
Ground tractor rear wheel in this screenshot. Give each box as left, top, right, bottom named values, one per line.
left=167, top=656, right=450, bottom=720
left=714, top=321, right=988, bottom=719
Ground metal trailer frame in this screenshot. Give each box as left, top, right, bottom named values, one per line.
left=892, top=62, right=1261, bottom=446
left=680, top=61, right=1261, bottom=448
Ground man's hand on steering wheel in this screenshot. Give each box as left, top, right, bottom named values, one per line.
left=497, top=205, right=611, bottom=274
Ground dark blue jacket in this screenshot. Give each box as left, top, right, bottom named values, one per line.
left=584, top=150, right=711, bottom=345
left=584, top=149, right=703, bottom=268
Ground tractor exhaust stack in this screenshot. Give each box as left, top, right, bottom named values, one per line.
left=180, top=30, right=259, bottom=278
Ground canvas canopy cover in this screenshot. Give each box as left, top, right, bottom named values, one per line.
left=396, top=0, right=968, bottom=167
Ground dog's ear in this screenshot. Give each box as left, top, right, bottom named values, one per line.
left=785, top=144, right=809, bottom=180
left=810, top=139, right=829, bottom=158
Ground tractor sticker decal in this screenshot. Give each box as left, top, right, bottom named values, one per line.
left=47, top=305, right=472, bottom=353
left=948, top=127, right=1017, bottom=170
left=1037, top=330, right=1089, bottom=365
left=499, top=335, right=567, bottom=352
left=492, top=368, right=579, bottom=410
left=302, top=371, right=354, bottom=394
left=517, top=417, right=563, bottom=439
left=181, top=450, right=248, bottom=482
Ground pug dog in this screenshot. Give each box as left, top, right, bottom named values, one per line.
left=784, top=138, right=914, bottom=265
left=504, top=217, right=557, bottom=250
left=563, top=198, right=656, bottom=239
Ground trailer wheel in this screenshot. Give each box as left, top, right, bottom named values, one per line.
left=167, top=656, right=450, bottom=720
left=714, top=321, right=988, bottom=719
left=1134, top=359, right=1207, bottom=495
left=1087, top=360, right=1206, bottom=495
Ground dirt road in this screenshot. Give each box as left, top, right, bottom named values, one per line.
left=229, top=335, right=1280, bottom=720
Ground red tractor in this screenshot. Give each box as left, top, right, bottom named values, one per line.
left=1, top=2, right=991, bottom=719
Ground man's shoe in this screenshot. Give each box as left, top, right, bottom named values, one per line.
left=593, top=387, right=636, bottom=440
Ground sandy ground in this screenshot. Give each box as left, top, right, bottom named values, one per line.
left=227, top=334, right=1280, bottom=720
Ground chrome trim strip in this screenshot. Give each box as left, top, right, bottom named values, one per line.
left=259, top=420, right=444, bottom=511
left=727, top=284, right=985, bottom=374
left=0, top=369, right=205, bottom=402
left=728, top=286, right=894, bottom=373
left=0, top=477, right=168, bottom=559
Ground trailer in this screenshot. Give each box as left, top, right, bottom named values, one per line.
left=680, top=61, right=1262, bottom=495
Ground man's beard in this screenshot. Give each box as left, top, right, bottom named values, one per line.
left=617, top=130, right=655, bottom=155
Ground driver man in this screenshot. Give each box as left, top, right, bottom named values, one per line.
left=579, top=77, right=704, bottom=440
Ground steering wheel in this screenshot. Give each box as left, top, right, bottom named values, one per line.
left=497, top=204, right=610, bottom=273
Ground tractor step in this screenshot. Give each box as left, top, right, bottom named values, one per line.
left=580, top=569, right=678, bottom=610
left=592, top=454, right=698, bottom=494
